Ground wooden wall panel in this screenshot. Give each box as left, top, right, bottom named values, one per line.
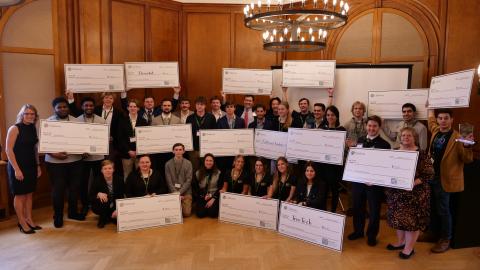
left=111, top=0, right=146, bottom=100
left=186, top=13, right=231, bottom=102
left=78, top=0, right=102, bottom=63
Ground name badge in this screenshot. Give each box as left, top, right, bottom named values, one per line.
left=174, top=183, right=181, bottom=188
left=238, top=180, right=243, bottom=184
left=260, top=183, right=266, bottom=186
left=196, top=131, right=200, bottom=137
left=286, top=183, right=291, bottom=187
left=129, top=137, right=136, bottom=143
left=356, top=143, right=363, bottom=148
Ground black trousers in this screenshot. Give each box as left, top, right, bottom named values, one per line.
left=46, top=161, right=83, bottom=218
left=351, top=182, right=384, bottom=240
left=196, top=198, right=219, bottom=218
left=81, top=160, right=102, bottom=209
left=91, top=198, right=115, bottom=220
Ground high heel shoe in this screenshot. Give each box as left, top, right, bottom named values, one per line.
left=17, top=223, right=35, bottom=234
left=27, top=223, right=42, bottom=230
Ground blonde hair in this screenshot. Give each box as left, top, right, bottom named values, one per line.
left=16, top=104, right=39, bottom=124
left=101, top=160, right=115, bottom=168
left=278, top=101, right=293, bottom=129
left=271, top=157, right=292, bottom=193
left=101, top=92, right=116, bottom=99
left=351, top=101, right=366, bottom=114
left=400, top=127, right=419, bottom=147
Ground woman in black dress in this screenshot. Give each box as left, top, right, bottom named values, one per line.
left=267, top=157, right=296, bottom=202
left=318, top=105, right=347, bottom=213
left=249, top=157, right=272, bottom=198
left=5, top=104, right=42, bottom=234
left=90, top=160, right=125, bottom=228
left=222, top=155, right=250, bottom=194
left=125, top=155, right=167, bottom=197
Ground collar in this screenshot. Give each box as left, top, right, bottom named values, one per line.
left=162, top=112, right=171, bottom=118
left=367, top=134, right=379, bottom=140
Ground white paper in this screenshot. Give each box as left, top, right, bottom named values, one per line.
left=368, top=89, right=429, bottom=120
left=286, top=128, right=346, bottom=165
left=135, top=124, right=193, bottom=154
left=342, top=148, right=419, bottom=190
left=38, top=120, right=109, bottom=155
left=64, top=64, right=125, bottom=93
left=282, top=60, right=336, bottom=88
left=278, top=202, right=346, bottom=252
left=200, top=129, right=255, bottom=157
left=125, top=62, right=179, bottom=89
left=254, top=129, right=288, bottom=160
left=222, top=68, right=273, bottom=95
left=219, top=192, right=279, bottom=231
left=428, top=69, right=475, bottom=108
left=116, top=194, right=183, bottom=232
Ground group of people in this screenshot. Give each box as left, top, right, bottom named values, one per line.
left=5, top=86, right=474, bottom=259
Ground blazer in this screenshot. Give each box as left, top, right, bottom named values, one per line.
left=292, top=111, right=314, bottom=128
left=125, top=169, right=168, bottom=198
left=89, top=174, right=125, bottom=207
left=151, top=113, right=182, bottom=126
left=117, top=114, right=148, bottom=158
left=248, top=117, right=278, bottom=131
left=294, top=179, right=325, bottom=209
left=165, top=158, right=193, bottom=195
left=428, top=116, right=473, bottom=192
left=173, top=110, right=194, bottom=124
left=216, top=115, right=245, bottom=129
left=120, top=97, right=179, bottom=116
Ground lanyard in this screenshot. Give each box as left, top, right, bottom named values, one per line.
left=255, top=173, right=265, bottom=194
left=278, top=173, right=289, bottom=196
left=230, top=169, right=242, bottom=190
left=83, top=114, right=95, bottom=123
left=103, top=108, right=113, bottom=120
left=195, top=114, right=206, bottom=128
left=161, top=115, right=171, bottom=125
left=174, top=159, right=184, bottom=180
left=142, top=175, right=150, bottom=195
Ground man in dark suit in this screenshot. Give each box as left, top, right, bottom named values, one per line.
left=248, top=104, right=278, bottom=131
left=217, top=102, right=245, bottom=129
left=221, top=93, right=255, bottom=128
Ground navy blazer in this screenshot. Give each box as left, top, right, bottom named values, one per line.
left=216, top=115, right=245, bottom=129
left=89, top=174, right=125, bottom=207
left=248, top=117, right=278, bottom=131
left=294, top=179, right=325, bottom=209
left=117, top=114, right=148, bottom=158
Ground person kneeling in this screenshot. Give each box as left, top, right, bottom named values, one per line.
left=90, top=160, right=125, bottom=228
left=165, top=143, right=193, bottom=217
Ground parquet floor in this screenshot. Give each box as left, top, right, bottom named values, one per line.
left=0, top=207, right=479, bottom=270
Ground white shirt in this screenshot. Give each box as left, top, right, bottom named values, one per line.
left=102, top=106, right=114, bottom=125
left=241, top=107, right=254, bottom=125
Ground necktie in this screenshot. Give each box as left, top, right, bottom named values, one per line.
left=147, top=110, right=152, bottom=125
left=244, top=109, right=249, bottom=127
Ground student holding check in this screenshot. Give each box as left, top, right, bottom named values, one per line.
left=348, top=115, right=391, bottom=247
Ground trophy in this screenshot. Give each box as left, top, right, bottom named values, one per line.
left=456, top=123, right=475, bottom=145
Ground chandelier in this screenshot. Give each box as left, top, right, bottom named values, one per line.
left=244, top=0, right=350, bottom=52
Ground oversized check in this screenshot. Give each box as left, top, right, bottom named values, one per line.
left=222, top=68, right=273, bottom=95
left=135, top=124, right=193, bottom=154
left=282, top=60, right=336, bottom=88
left=278, top=202, right=346, bottom=252
left=64, top=64, right=125, bottom=93
left=125, top=62, right=179, bottom=89
left=368, top=89, right=429, bottom=119
left=428, top=69, right=475, bottom=108
left=38, top=120, right=109, bottom=155
left=199, top=129, right=255, bottom=157
left=116, top=194, right=182, bottom=232
left=219, top=192, right=279, bottom=230
left=254, top=129, right=288, bottom=160
left=286, top=128, right=346, bottom=165
left=342, top=148, right=419, bottom=190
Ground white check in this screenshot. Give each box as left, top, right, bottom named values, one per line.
left=254, top=129, right=288, bottom=160
left=282, top=60, right=336, bottom=88
left=342, top=148, right=419, bottom=190
left=125, top=62, right=179, bottom=89
left=200, top=129, right=255, bottom=157
left=368, top=89, right=429, bottom=120
left=286, top=128, right=346, bottom=165
left=64, top=64, right=125, bottom=93
left=135, top=124, right=193, bottom=154
left=428, top=69, right=475, bottom=108
left=222, top=68, right=273, bottom=95
left=38, top=120, right=109, bottom=155
left=278, top=202, right=346, bottom=252
left=219, top=192, right=279, bottom=231
left=116, top=194, right=182, bottom=232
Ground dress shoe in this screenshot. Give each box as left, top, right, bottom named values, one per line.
left=399, top=249, right=415, bottom=259
left=18, top=223, right=35, bottom=234
left=347, top=232, right=364, bottom=240
left=27, top=223, right=42, bottom=230
left=367, top=237, right=378, bottom=247
left=53, top=216, right=63, bottom=228
left=68, top=213, right=86, bottom=221
left=97, top=219, right=106, bottom=229
left=431, top=239, right=450, bottom=253
left=386, top=243, right=405, bottom=250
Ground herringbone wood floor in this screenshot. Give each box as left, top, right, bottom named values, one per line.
left=0, top=207, right=479, bottom=270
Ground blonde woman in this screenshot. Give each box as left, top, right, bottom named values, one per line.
left=6, top=104, right=42, bottom=234
left=267, top=157, right=297, bottom=202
